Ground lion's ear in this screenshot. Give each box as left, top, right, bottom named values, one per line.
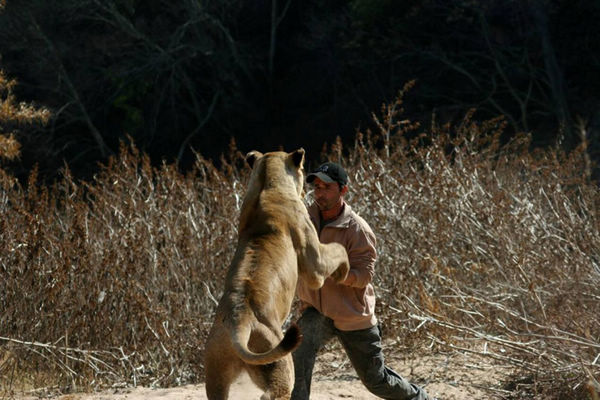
left=290, top=148, right=305, bottom=168
left=246, top=151, right=263, bottom=168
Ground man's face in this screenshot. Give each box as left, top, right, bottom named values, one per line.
left=312, top=177, right=345, bottom=211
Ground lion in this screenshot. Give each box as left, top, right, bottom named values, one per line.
left=204, top=148, right=350, bottom=400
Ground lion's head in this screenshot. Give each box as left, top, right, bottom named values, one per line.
left=245, top=148, right=305, bottom=197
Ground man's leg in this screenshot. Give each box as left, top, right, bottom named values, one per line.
left=291, top=307, right=335, bottom=400
left=338, top=325, right=431, bottom=400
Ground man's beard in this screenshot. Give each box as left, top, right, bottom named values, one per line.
left=316, top=198, right=334, bottom=211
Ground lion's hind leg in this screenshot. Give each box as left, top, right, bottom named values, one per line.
left=246, top=325, right=295, bottom=400
left=205, top=355, right=243, bottom=400
left=247, top=354, right=294, bottom=400
left=205, top=334, right=243, bottom=400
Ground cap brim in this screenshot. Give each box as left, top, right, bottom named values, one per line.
left=306, top=172, right=334, bottom=184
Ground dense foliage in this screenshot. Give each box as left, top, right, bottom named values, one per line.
left=1, top=89, right=598, bottom=399
left=0, top=0, right=599, bottom=180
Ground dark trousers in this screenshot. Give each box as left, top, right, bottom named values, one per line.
left=291, top=307, right=431, bottom=400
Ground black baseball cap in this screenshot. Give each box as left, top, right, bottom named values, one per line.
left=306, top=162, right=348, bottom=186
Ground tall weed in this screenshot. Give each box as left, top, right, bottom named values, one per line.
left=1, top=92, right=598, bottom=398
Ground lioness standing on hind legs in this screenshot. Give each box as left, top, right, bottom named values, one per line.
left=204, top=149, right=350, bottom=400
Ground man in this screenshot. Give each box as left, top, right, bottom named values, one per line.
left=292, top=162, right=435, bottom=400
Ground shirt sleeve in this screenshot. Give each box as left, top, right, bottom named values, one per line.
left=340, top=222, right=377, bottom=288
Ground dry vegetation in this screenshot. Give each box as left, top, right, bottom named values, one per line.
left=1, top=83, right=599, bottom=399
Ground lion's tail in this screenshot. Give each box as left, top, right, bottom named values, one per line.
left=231, top=320, right=302, bottom=365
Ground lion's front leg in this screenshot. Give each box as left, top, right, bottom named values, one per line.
left=298, top=240, right=349, bottom=289
left=319, top=242, right=349, bottom=283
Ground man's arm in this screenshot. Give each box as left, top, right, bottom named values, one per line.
left=340, top=224, right=376, bottom=288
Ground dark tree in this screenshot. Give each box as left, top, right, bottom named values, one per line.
left=0, top=0, right=598, bottom=179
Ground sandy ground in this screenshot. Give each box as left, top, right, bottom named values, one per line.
left=9, top=345, right=510, bottom=400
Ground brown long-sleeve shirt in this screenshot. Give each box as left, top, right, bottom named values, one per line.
left=296, top=201, right=378, bottom=331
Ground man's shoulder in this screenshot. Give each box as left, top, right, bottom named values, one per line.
left=344, top=204, right=375, bottom=236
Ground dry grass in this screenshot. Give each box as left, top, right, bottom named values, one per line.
left=1, top=142, right=246, bottom=393
left=1, top=87, right=599, bottom=399
left=337, top=86, right=600, bottom=399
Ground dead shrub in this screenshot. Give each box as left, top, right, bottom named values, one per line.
left=1, top=89, right=598, bottom=399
